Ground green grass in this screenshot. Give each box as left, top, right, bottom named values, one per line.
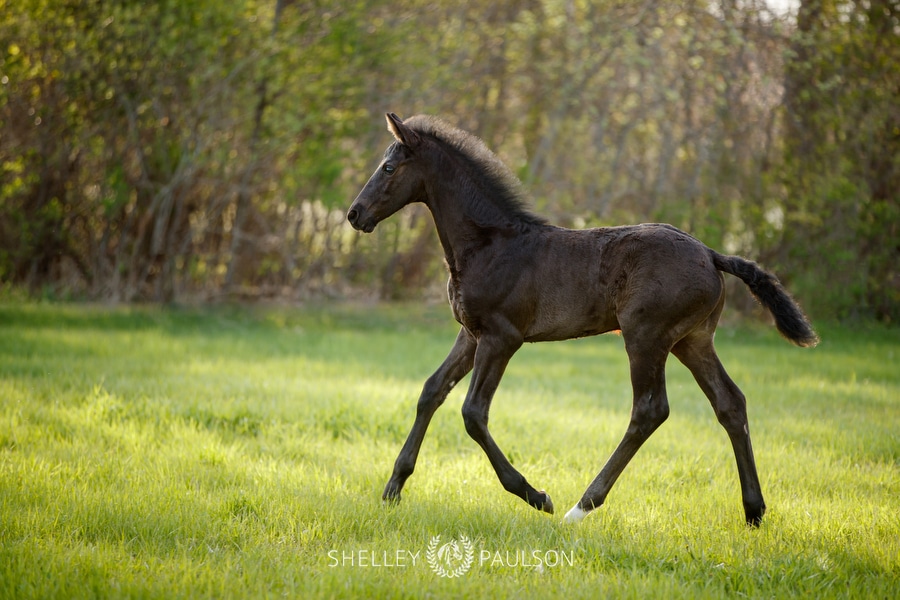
left=0, top=301, right=897, bottom=599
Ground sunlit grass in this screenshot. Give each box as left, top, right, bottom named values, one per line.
left=0, top=302, right=897, bottom=598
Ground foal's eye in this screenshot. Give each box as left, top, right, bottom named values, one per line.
left=382, top=163, right=396, bottom=175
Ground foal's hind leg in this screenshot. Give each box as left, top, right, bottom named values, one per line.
left=383, top=327, right=476, bottom=504
left=564, top=344, right=670, bottom=523
left=672, top=332, right=766, bottom=526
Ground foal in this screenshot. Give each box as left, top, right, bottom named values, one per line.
left=347, top=113, right=817, bottom=526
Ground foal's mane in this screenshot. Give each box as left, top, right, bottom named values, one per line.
left=403, top=115, right=548, bottom=227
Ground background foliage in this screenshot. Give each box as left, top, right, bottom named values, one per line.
left=1, top=0, right=898, bottom=319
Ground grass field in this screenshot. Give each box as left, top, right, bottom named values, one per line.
left=0, top=301, right=897, bottom=599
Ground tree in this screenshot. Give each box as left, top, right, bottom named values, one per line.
left=781, top=0, right=899, bottom=320
left=1, top=0, right=896, bottom=319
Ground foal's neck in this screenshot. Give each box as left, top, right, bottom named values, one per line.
left=425, top=182, right=492, bottom=267
left=423, top=156, right=534, bottom=269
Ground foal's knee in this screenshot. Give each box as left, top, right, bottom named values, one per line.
left=417, top=374, right=449, bottom=415
left=630, top=393, right=670, bottom=435
left=461, top=403, right=486, bottom=439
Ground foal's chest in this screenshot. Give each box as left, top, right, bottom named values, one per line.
left=447, top=271, right=497, bottom=338
left=447, top=275, right=474, bottom=333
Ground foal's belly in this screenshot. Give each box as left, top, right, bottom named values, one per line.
left=521, top=256, right=620, bottom=342
left=523, top=310, right=620, bottom=342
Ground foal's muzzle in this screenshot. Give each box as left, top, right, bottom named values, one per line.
left=347, top=205, right=376, bottom=233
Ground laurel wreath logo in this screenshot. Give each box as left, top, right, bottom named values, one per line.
left=426, top=534, right=475, bottom=578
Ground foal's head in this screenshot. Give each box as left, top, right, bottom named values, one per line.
left=347, top=113, right=425, bottom=233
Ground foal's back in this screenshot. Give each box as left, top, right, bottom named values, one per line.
left=510, top=223, right=723, bottom=343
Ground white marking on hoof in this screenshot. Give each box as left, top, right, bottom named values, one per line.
left=564, top=505, right=589, bottom=524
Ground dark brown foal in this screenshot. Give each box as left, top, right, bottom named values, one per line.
left=348, top=113, right=817, bottom=525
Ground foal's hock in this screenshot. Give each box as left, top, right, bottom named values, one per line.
left=348, top=112, right=818, bottom=526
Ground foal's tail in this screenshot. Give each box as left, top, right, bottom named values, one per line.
left=712, top=252, right=819, bottom=348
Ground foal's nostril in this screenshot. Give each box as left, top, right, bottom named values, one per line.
left=347, top=209, right=358, bottom=224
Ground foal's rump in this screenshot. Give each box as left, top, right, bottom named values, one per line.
left=602, top=224, right=726, bottom=340
left=575, top=223, right=819, bottom=350
left=612, top=223, right=818, bottom=348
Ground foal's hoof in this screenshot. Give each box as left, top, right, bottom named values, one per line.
left=744, top=501, right=766, bottom=527
left=563, top=505, right=589, bottom=524
left=382, top=483, right=402, bottom=506
left=538, top=491, right=554, bottom=515
left=745, top=510, right=765, bottom=528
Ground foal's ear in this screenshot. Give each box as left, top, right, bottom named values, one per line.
left=386, top=112, right=420, bottom=148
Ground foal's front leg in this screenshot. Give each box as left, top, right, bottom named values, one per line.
left=383, top=327, right=476, bottom=503
left=461, top=333, right=554, bottom=514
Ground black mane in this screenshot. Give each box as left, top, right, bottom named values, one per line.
left=403, top=115, right=548, bottom=227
